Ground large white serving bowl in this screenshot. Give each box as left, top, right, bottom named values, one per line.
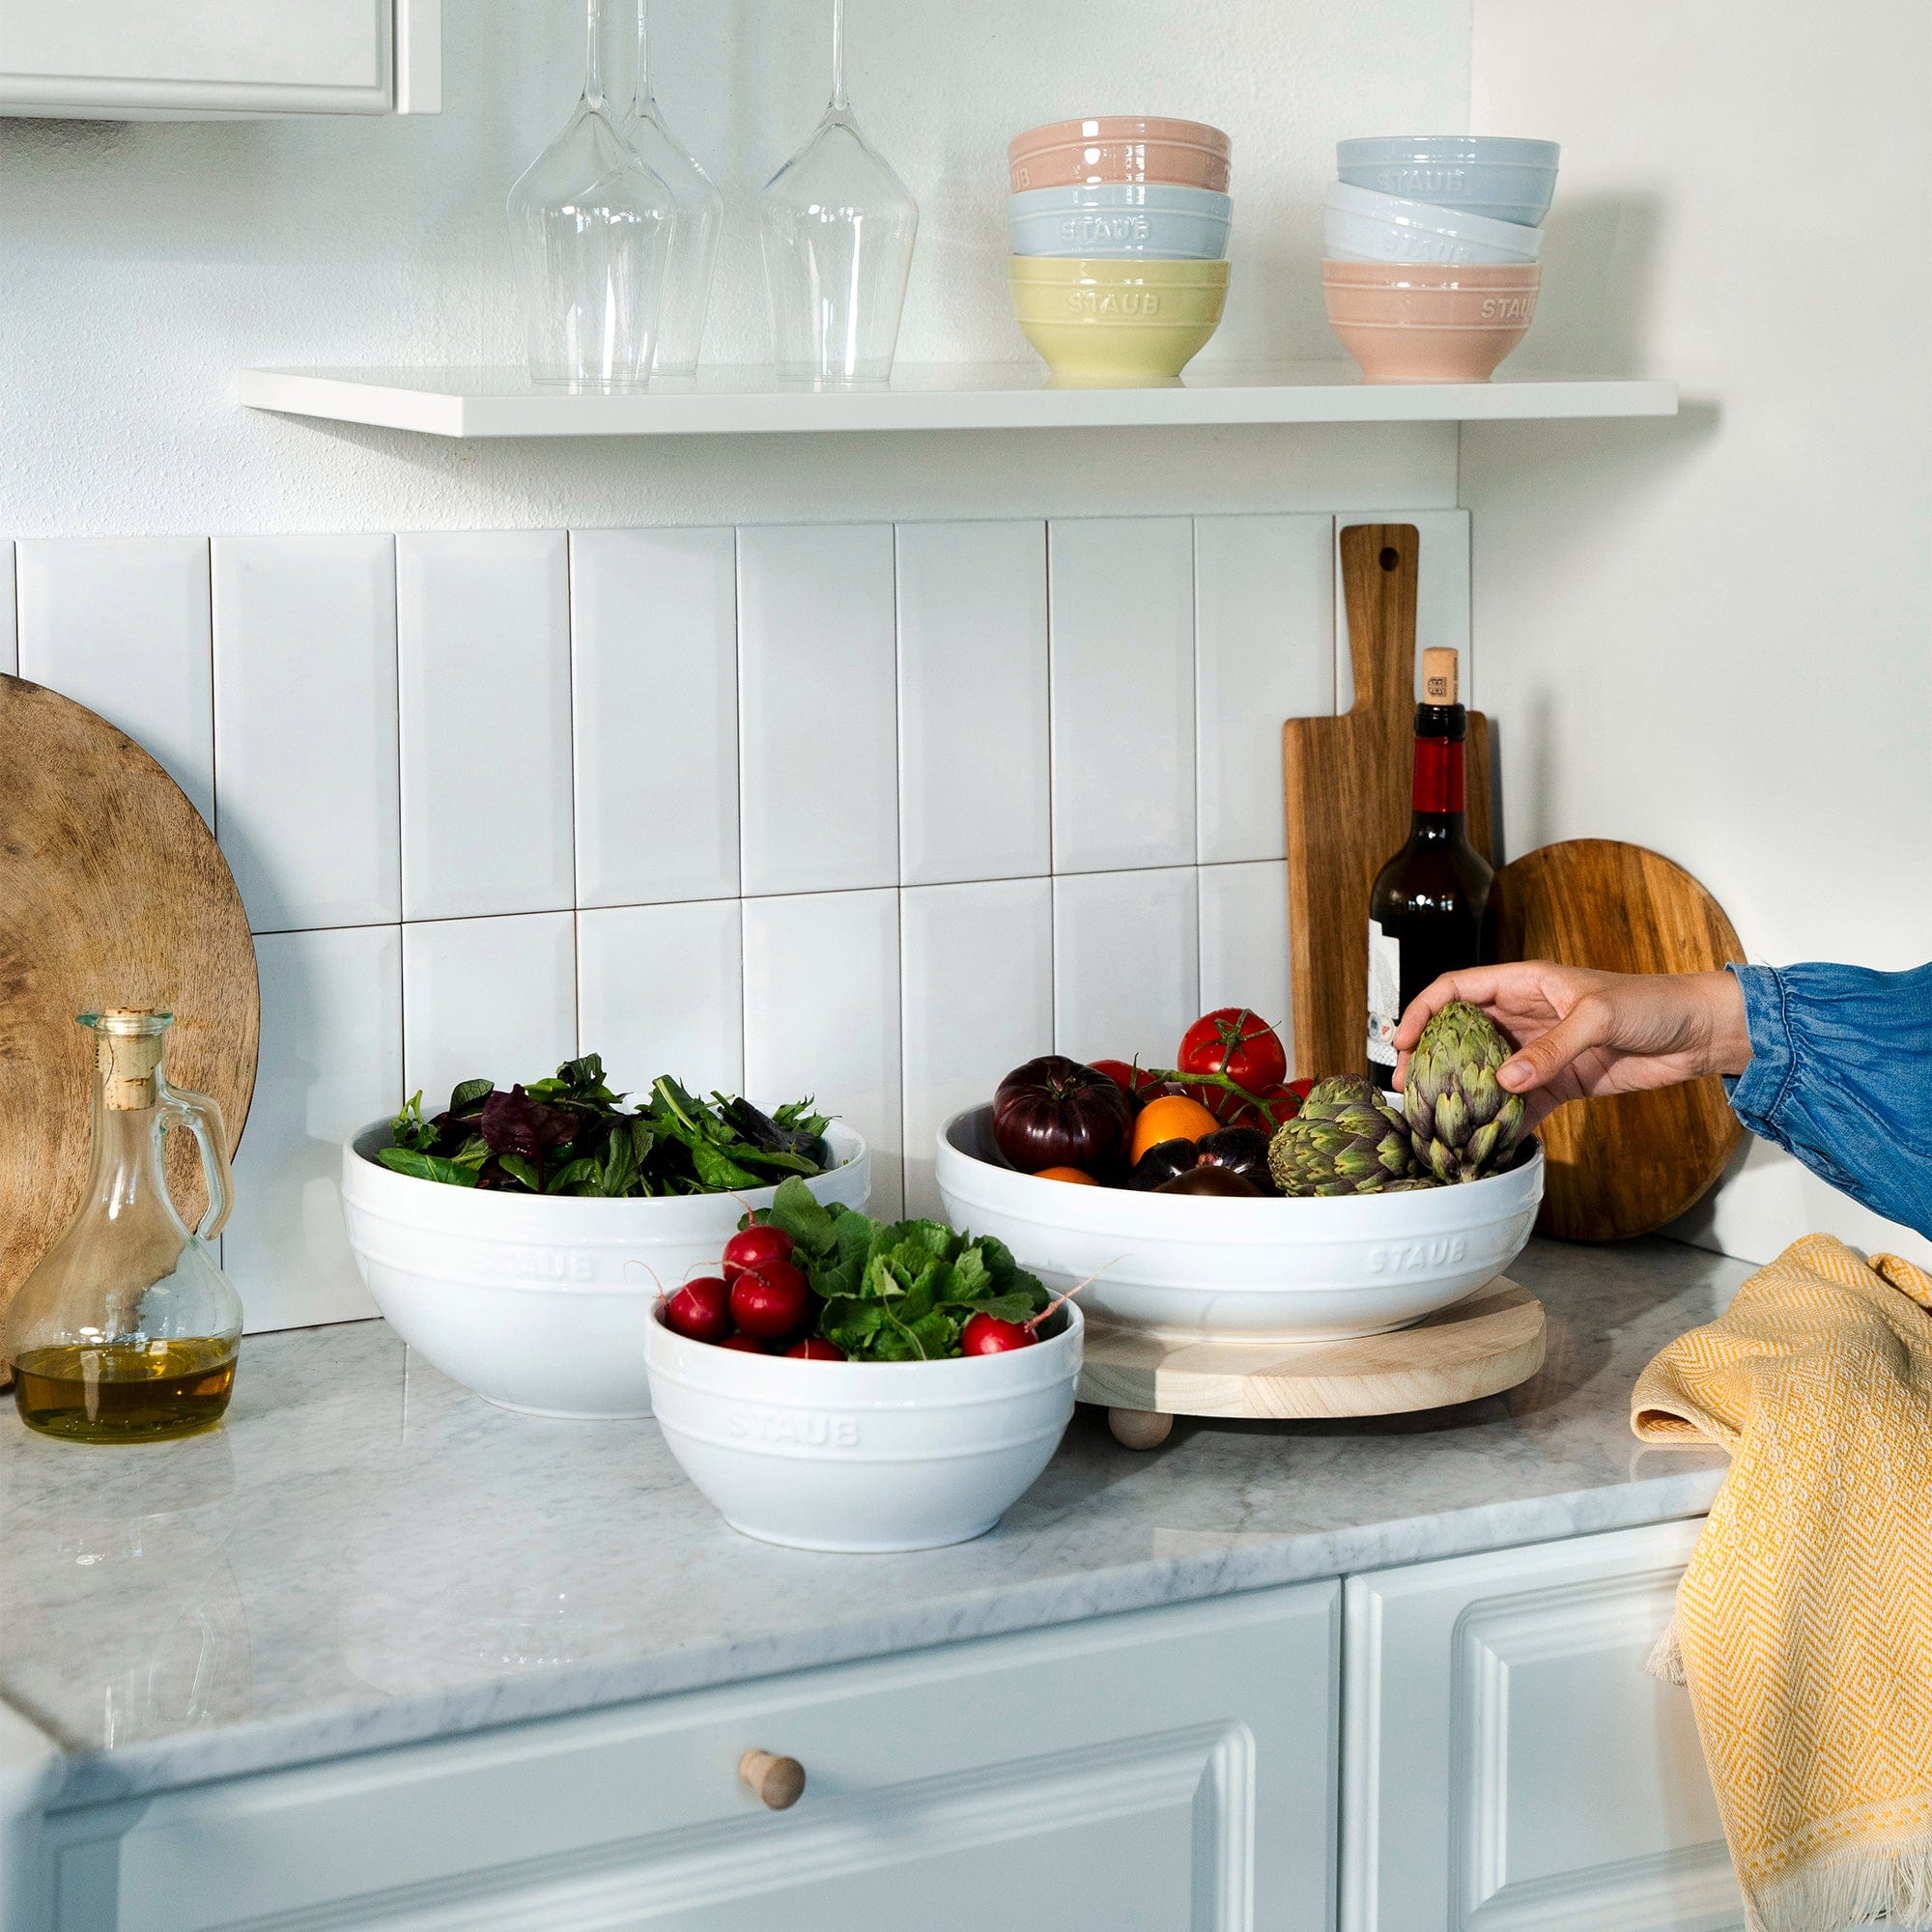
left=339, top=1121, right=869, bottom=1419
left=645, top=1303, right=1083, bottom=1552
left=936, top=1107, right=1541, bottom=1342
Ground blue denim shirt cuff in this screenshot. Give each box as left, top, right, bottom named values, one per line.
left=1723, top=962, right=1797, bottom=1129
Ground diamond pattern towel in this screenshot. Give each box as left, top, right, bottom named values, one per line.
left=1633, top=1234, right=1932, bottom=1932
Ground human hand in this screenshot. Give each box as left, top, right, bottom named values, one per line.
left=1392, top=964, right=1751, bottom=1127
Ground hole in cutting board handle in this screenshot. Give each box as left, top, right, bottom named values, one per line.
left=1378, top=546, right=1400, bottom=571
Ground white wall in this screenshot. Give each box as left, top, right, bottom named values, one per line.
left=0, top=0, right=1468, bottom=536
left=1464, top=0, right=1932, bottom=1266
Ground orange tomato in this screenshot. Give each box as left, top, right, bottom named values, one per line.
left=1033, top=1165, right=1098, bottom=1185
left=1129, top=1094, right=1221, bottom=1164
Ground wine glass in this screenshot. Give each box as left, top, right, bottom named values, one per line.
left=621, top=0, right=724, bottom=382
left=507, top=0, right=674, bottom=390
left=757, top=0, right=919, bottom=386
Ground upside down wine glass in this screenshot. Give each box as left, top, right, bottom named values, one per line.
left=507, top=0, right=674, bottom=389
left=757, top=0, right=919, bottom=386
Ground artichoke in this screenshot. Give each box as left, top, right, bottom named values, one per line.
left=1300, top=1073, right=1409, bottom=1139
left=1402, top=1001, right=1527, bottom=1182
left=1267, top=1103, right=1420, bottom=1197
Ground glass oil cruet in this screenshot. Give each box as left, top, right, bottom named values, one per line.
left=6, top=1009, right=242, bottom=1443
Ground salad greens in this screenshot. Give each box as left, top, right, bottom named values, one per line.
left=378, top=1054, right=834, bottom=1198
left=753, top=1178, right=1051, bottom=1362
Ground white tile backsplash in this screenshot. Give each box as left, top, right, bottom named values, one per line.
left=402, top=912, right=579, bottom=1113
left=54, top=509, right=1461, bottom=1328
left=398, top=530, right=573, bottom=922
left=896, top=520, right=1050, bottom=886
left=212, top=535, right=400, bottom=933
left=900, top=877, right=1054, bottom=1216
left=1049, top=517, right=1196, bottom=874
left=738, top=524, right=897, bottom=896
left=744, top=888, right=903, bottom=1217
left=572, top=526, right=740, bottom=908
left=1053, top=867, right=1201, bottom=1069
left=578, top=899, right=745, bottom=1099
left=225, top=924, right=399, bottom=1332
left=16, top=537, right=215, bottom=828
left=1194, top=515, right=1334, bottom=865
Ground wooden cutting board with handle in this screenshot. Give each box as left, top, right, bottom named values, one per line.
left=1284, top=524, right=1493, bottom=1079
left=1492, top=838, right=1746, bottom=1241
left=0, top=675, right=259, bottom=1375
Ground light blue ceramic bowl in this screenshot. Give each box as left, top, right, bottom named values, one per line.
left=1009, top=183, right=1233, bottom=260
left=1336, top=136, right=1558, bottom=228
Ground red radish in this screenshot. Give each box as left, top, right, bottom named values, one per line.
left=662, top=1276, right=731, bottom=1343
left=718, top=1332, right=771, bottom=1353
left=729, top=1259, right=810, bottom=1340
left=783, top=1337, right=846, bottom=1360
left=722, top=1223, right=794, bottom=1283
left=960, top=1311, right=1038, bottom=1355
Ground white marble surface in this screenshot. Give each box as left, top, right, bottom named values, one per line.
left=0, top=1236, right=1742, bottom=1810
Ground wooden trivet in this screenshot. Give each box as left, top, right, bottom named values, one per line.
left=1080, top=1276, right=1544, bottom=1448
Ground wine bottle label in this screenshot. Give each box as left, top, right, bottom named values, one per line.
left=1367, top=919, right=1401, bottom=1070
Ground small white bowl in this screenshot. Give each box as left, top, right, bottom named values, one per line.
left=1323, top=182, right=1542, bottom=267
left=339, top=1121, right=870, bottom=1419
left=646, top=1303, right=1083, bottom=1551
left=1009, top=183, right=1233, bottom=259
left=935, top=1107, right=1541, bottom=1342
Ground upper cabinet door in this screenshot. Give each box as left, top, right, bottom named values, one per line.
left=0, top=0, right=440, bottom=116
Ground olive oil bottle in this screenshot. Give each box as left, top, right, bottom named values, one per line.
left=6, top=1009, right=242, bottom=1443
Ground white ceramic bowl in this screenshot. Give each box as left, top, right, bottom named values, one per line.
left=1323, top=182, right=1542, bottom=266
left=1009, top=183, right=1233, bottom=259
left=339, top=1121, right=870, bottom=1419
left=645, top=1303, right=1083, bottom=1551
left=935, top=1107, right=1541, bottom=1342
left=1336, top=136, right=1559, bottom=227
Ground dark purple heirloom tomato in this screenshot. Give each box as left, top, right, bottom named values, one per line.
left=992, top=1057, right=1134, bottom=1179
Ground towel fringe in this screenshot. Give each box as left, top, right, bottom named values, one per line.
left=1643, top=1615, right=1687, bottom=1687
left=1749, top=1833, right=1932, bottom=1932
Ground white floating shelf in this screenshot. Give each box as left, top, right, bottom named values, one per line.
left=237, top=361, right=1677, bottom=440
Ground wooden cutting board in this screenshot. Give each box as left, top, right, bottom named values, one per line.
left=1283, top=524, right=1493, bottom=1080
left=1080, top=1276, right=1545, bottom=1447
left=1492, top=838, right=1745, bottom=1241
left=0, top=676, right=259, bottom=1364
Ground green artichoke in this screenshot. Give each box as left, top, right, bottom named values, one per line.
left=1402, top=1001, right=1527, bottom=1182
left=1300, top=1073, right=1409, bottom=1139
left=1268, top=1103, right=1421, bottom=1197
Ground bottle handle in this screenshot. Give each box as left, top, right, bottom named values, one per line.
left=158, top=1085, right=235, bottom=1242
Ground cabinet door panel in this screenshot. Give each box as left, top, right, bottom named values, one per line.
left=45, top=1584, right=1339, bottom=1932
left=1344, top=1520, right=1742, bottom=1932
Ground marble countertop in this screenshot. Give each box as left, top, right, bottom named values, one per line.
left=0, top=1236, right=1742, bottom=1810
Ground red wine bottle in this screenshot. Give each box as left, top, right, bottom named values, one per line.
left=1367, top=647, right=1493, bottom=1094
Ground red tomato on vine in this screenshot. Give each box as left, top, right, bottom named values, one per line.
left=1177, top=1009, right=1288, bottom=1094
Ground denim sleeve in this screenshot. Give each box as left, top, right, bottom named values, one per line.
left=1725, top=961, right=1932, bottom=1239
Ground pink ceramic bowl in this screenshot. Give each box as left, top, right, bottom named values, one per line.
left=1321, top=260, right=1540, bottom=383
left=1008, top=116, right=1232, bottom=193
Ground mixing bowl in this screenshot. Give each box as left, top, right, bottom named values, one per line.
left=1336, top=136, right=1559, bottom=227
left=1323, top=182, right=1541, bottom=267
left=1009, top=116, right=1232, bottom=193
left=936, top=1107, right=1542, bottom=1342
left=1321, top=259, right=1541, bottom=383
left=1009, top=183, right=1233, bottom=260
left=1008, top=256, right=1229, bottom=381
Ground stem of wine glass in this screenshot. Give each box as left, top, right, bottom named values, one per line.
left=582, top=0, right=607, bottom=109
left=829, top=0, right=847, bottom=110
left=632, top=0, right=651, bottom=112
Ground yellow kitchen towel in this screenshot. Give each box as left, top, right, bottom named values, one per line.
left=1632, top=1234, right=1932, bottom=1932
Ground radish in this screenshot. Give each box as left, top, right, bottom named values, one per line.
left=722, top=1224, right=794, bottom=1284
left=662, top=1276, right=731, bottom=1344
left=783, top=1337, right=846, bottom=1360
left=729, top=1258, right=810, bottom=1341
left=960, top=1311, right=1037, bottom=1355
left=717, top=1332, right=771, bottom=1353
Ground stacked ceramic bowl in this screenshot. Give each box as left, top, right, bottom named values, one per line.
left=1006, top=116, right=1233, bottom=383
left=1321, top=136, right=1558, bottom=382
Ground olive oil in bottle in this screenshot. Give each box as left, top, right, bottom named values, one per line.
left=1367, top=648, right=1493, bottom=1094
left=12, top=1339, right=238, bottom=1443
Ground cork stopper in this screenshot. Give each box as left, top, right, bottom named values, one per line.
left=90, top=1007, right=171, bottom=1111
left=1421, top=647, right=1460, bottom=705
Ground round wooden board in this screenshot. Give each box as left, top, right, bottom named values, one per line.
left=1078, top=1277, right=1545, bottom=1427
left=0, top=676, right=259, bottom=1356
left=1492, top=838, right=1745, bottom=1243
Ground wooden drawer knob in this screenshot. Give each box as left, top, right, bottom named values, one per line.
left=739, top=1747, right=807, bottom=1810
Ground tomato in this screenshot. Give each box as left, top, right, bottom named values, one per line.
left=1089, top=1059, right=1167, bottom=1107
left=1176, top=1079, right=1257, bottom=1126
left=1033, top=1166, right=1099, bottom=1185
left=1129, top=1094, right=1221, bottom=1165
left=1177, top=1008, right=1288, bottom=1093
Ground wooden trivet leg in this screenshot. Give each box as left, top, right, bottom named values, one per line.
left=1107, top=1407, right=1174, bottom=1451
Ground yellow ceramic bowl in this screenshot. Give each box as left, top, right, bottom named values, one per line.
left=1008, top=257, right=1230, bottom=381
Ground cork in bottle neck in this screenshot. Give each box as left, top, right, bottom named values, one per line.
left=1421, top=647, right=1460, bottom=705
left=84, top=1007, right=172, bottom=1111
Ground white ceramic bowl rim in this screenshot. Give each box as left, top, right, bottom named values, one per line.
left=1325, top=182, right=1543, bottom=252
left=939, top=1105, right=1542, bottom=1237
left=1337, top=135, right=1559, bottom=169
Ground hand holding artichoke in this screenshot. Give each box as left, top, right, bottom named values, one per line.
left=1402, top=1001, right=1528, bottom=1182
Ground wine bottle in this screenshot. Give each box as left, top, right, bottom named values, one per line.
left=1367, top=647, right=1493, bottom=1094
